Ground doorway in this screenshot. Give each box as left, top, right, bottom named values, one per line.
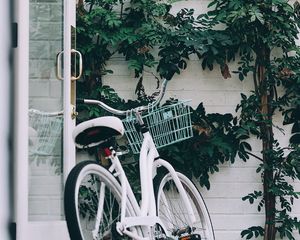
left=14, top=0, right=77, bottom=239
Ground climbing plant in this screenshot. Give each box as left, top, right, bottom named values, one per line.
left=194, top=1, right=300, bottom=239
left=76, top=0, right=244, bottom=187
left=76, top=0, right=198, bottom=91
left=76, top=0, right=300, bottom=239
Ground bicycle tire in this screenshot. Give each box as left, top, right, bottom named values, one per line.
left=155, top=172, right=215, bottom=240
left=64, top=160, right=136, bottom=240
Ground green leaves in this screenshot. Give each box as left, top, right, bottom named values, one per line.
left=76, top=2, right=300, bottom=240
left=157, top=43, right=190, bottom=79
left=201, top=2, right=300, bottom=240
left=289, top=112, right=300, bottom=144
left=242, top=191, right=263, bottom=204
left=276, top=214, right=300, bottom=240
left=105, top=14, right=122, bottom=28
left=241, top=226, right=264, bottom=239
left=249, top=6, right=264, bottom=24
left=159, top=103, right=240, bottom=189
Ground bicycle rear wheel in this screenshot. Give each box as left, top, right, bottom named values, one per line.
left=155, top=172, right=215, bottom=240
left=64, top=161, right=135, bottom=240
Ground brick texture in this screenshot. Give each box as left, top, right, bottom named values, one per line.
left=27, top=0, right=300, bottom=239
left=101, top=2, right=300, bottom=239
left=103, top=64, right=300, bottom=240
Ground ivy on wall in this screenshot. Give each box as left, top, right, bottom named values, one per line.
left=196, top=1, right=300, bottom=239
left=76, top=0, right=300, bottom=239
left=76, top=0, right=246, bottom=191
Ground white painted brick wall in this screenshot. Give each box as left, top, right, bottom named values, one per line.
left=103, top=64, right=300, bottom=240
left=27, top=0, right=300, bottom=238
left=100, top=2, right=300, bottom=239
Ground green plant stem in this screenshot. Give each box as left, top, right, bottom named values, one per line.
left=257, top=47, right=276, bottom=240
left=245, top=151, right=263, bottom=162
left=89, top=1, right=94, bottom=13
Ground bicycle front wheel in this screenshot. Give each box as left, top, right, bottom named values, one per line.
left=64, top=161, right=135, bottom=240
left=155, top=172, right=215, bottom=240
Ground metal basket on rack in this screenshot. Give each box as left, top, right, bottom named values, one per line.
left=122, top=100, right=193, bottom=154
left=29, top=109, right=63, bottom=156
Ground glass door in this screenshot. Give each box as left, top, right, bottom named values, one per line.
left=14, top=0, right=78, bottom=239
left=28, top=0, right=65, bottom=222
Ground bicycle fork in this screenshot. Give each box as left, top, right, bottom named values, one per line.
left=102, top=143, right=161, bottom=239
left=90, top=147, right=132, bottom=240
left=105, top=147, right=148, bottom=239
left=92, top=183, right=105, bottom=239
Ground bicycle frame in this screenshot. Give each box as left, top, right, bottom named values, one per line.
left=103, top=130, right=197, bottom=240
left=74, top=80, right=197, bottom=239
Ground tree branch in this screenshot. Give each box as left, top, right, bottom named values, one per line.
left=246, top=151, right=264, bottom=162
left=253, top=58, right=259, bottom=95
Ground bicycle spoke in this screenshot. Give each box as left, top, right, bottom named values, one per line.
left=64, top=161, right=136, bottom=240
left=156, top=173, right=214, bottom=240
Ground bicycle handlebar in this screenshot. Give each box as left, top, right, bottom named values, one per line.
left=77, top=79, right=169, bottom=116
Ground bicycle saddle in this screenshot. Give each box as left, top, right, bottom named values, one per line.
left=72, top=116, right=124, bottom=149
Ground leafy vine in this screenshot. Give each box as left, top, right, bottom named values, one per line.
left=76, top=0, right=300, bottom=239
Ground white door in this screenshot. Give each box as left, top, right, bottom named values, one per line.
left=0, top=0, right=11, bottom=239
left=14, top=0, right=78, bottom=239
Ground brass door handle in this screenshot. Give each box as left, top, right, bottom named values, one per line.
left=71, top=49, right=83, bottom=81
left=56, top=50, right=64, bottom=80
left=55, top=49, right=83, bottom=81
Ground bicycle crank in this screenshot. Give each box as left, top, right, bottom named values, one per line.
left=156, top=235, right=200, bottom=240
left=171, top=226, right=201, bottom=240
left=179, top=234, right=201, bottom=240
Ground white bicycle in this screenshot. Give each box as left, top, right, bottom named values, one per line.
left=64, top=79, right=215, bottom=240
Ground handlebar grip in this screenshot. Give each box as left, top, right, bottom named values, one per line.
left=76, top=98, right=84, bottom=104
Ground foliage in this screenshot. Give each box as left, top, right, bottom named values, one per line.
left=76, top=0, right=201, bottom=91
left=75, top=0, right=242, bottom=195
left=160, top=103, right=248, bottom=189
left=241, top=226, right=264, bottom=239
left=76, top=0, right=300, bottom=239
left=76, top=84, right=243, bottom=190
left=194, top=0, right=300, bottom=239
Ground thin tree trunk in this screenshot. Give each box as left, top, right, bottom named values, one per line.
left=256, top=47, right=276, bottom=240
left=264, top=165, right=276, bottom=240
left=263, top=97, right=276, bottom=240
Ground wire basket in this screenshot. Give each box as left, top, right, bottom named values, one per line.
left=122, top=100, right=193, bottom=154
left=29, top=109, right=63, bottom=156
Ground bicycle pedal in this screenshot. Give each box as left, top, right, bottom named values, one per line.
left=179, top=234, right=201, bottom=240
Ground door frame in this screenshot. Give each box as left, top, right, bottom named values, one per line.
left=0, top=0, right=12, bottom=239
left=13, top=0, right=76, bottom=239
